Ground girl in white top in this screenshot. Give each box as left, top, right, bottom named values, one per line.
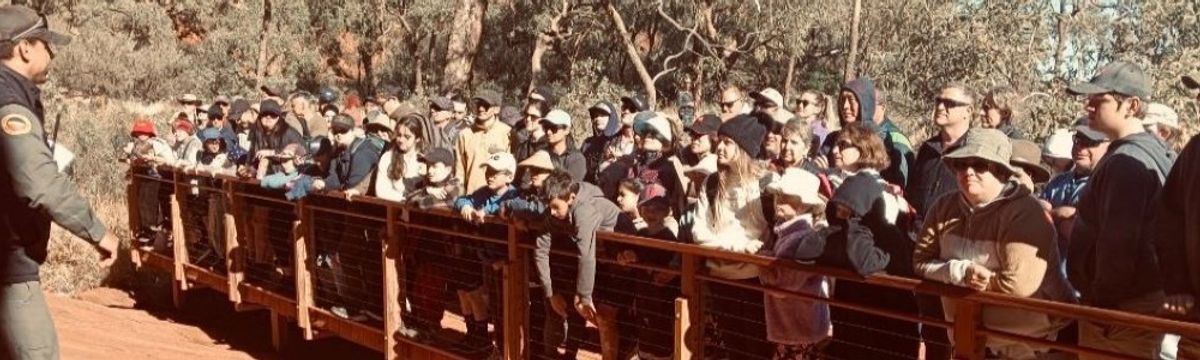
left=374, top=115, right=427, bottom=202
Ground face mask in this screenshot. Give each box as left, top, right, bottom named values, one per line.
left=638, top=150, right=662, bottom=164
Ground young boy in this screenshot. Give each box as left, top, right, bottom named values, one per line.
left=125, top=118, right=177, bottom=251
left=406, top=147, right=462, bottom=209
left=452, top=152, right=519, bottom=353
left=615, top=178, right=645, bottom=229
left=404, top=147, right=463, bottom=342
left=537, top=171, right=630, bottom=358
left=620, top=183, right=679, bottom=360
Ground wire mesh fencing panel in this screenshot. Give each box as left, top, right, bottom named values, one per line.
left=233, top=185, right=298, bottom=298
left=130, top=168, right=177, bottom=256
left=307, top=195, right=387, bottom=328
left=178, top=174, right=228, bottom=273
left=400, top=209, right=510, bottom=358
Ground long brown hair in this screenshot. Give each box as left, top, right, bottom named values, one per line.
left=387, top=114, right=427, bottom=181
left=709, top=137, right=767, bottom=226
left=837, top=123, right=890, bottom=171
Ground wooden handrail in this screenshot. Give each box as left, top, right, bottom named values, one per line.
left=131, top=166, right=1200, bottom=359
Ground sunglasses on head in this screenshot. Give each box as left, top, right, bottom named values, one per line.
left=935, top=97, right=971, bottom=109
left=950, top=158, right=1000, bottom=173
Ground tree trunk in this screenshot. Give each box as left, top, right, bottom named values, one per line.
left=606, top=1, right=657, bottom=109
left=254, top=0, right=273, bottom=88
left=442, top=0, right=486, bottom=92
left=784, top=54, right=797, bottom=101
left=843, top=0, right=862, bottom=82
left=529, top=33, right=551, bottom=94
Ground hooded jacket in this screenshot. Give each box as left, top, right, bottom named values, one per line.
left=915, top=182, right=1075, bottom=350
left=1157, top=134, right=1200, bottom=301
left=324, top=137, right=384, bottom=191
left=582, top=101, right=621, bottom=183
left=1069, top=132, right=1174, bottom=307
left=826, top=77, right=915, bottom=189
left=535, top=182, right=624, bottom=306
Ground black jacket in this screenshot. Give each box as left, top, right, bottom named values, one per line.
left=0, top=66, right=107, bottom=283
left=795, top=173, right=913, bottom=277
left=905, top=135, right=960, bottom=222
left=324, top=137, right=384, bottom=191
left=1069, top=132, right=1175, bottom=307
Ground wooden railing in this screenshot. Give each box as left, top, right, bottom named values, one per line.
left=125, top=166, right=1200, bottom=360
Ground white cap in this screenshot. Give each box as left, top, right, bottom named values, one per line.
left=1142, top=103, right=1180, bottom=129
left=635, top=114, right=674, bottom=142
left=1042, top=128, right=1074, bottom=160
left=750, top=88, right=785, bottom=108
left=767, top=168, right=824, bottom=207
left=482, top=152, right=517, bottom=173
left=539, top=109, right=572, bottom=129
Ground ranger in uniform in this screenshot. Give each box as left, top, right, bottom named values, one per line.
left=0, top=6, right=119, bottom=359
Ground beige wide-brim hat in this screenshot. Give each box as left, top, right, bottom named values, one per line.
left=942, top=128, right=1020, bottom=175
left=518, top=150, right=554, bottom=171
left=766, top=168, right=825, bottom=207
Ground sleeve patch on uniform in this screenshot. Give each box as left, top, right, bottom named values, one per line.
left=1, top=114, right=31, bottom=136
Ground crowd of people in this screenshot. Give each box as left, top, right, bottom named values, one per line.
left=122, top=61, right=1200, bottom=360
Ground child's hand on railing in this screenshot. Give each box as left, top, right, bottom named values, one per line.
left=549, top=294, right=568, bottom=318
left=616, top=250, right=638, bottom=265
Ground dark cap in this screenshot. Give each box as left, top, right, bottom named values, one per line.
left=229, top=99, right=251, bottom=119
left=419, top=147, right=455, bottom=167
left=430, top=96, right=454, bottom=111
left=472, top=90, right=502, bottom=107
left=259, top=100, right=283, bottom=117
left=718, top=114, right=768, bottom=158
left=1183, top=73, right=1200, bottom=90
left=688, top=114, right=722, bottom=136
left=0, top=6, right=70, bottom=45
left=528, top=85, right=557, bottom=106
left=499, top=106, right=522, bottom=127
left=1067, top=61, right=1153, bottom=100
left=620, top=95, right=648, bottom=112
left=213, top=95, right=230, bottom=105
left=330, top=114, right=355, bottom=134
left=1072, top=116, right=1107, bottom=142
left=206, top=104, right=224, bottom=120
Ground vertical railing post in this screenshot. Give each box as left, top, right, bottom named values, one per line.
left=951, top=299, right=985, bottom=360
left=127, top=171, right=143, bottom=268
left=294, top=198, right=315, bottom=340
left=225, top=181, right=244, bottom=304
left=504, top=225, right=529, bottom=359
left=171, top=170, right=189, bottom=308
left=675, top=253, right=704, bottom=360
left=383, top=205, right=403, bottom=360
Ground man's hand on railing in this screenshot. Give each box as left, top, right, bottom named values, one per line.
left=459, top=205, right=485, bottom=224
left=964, top=263, right=993, bottom=291
left=343, top=189, right=360, bottom=201
left=95, top=232, right=120, bottom=268
left=1163, top=294, right=1196, bottom=317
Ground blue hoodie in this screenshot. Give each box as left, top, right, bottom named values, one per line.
left=824, top=77, right=915, bottom=188
left=581, top=101, right=622, bottom=183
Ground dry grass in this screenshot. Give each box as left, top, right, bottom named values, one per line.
left=40, top=96, right=176, bottom=294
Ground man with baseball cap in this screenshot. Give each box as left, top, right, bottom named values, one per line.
left=1154, top=73, right=1200, bottom=359
left=539, top=109, right=586, bottom=182
left=1065, top=61, right=1177, bottom=360
left=0, top=5, right=119, bottom=358
left=750, top=87, right=794, bottom=124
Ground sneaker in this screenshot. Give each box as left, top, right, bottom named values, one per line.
left=359, top=309, right=384, bottom=322
left=331, top=306, right=351, bottom=319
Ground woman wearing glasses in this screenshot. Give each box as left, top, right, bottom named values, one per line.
left=914, top=129, right=1075, bottom=359
left=796, top=123, right=921, bottom=360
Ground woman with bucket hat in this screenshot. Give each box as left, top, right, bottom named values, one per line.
left=914, top=128, right=1075, bottom=359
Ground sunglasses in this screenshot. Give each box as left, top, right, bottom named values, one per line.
left=949, top=158, right=1000, bottom=173
left=935, top=97, right=972, bottom=109
left=835, top=141, right=858, bottom=151
left=796, top=99, right=813, bottom=107
left=719, top=98, right=743, bottom=109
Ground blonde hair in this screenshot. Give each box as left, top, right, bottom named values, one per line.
left=709, top=141, right=767, bottom=227
left=982, top=85, right=1025, bottom=125
left=799, top=90, right=840, bottom=132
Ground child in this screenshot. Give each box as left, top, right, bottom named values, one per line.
left=259, top=143, right=313, bottom=201
left=191, top=128, right=234, bottom=176
left=536, top=171, right=630, bottom=359
left=124, top=118, right=177, bottom=250
left=615, top=178, right=645, bottom=229
left=762, top=168, right=831, bottom=359
left=406, top=147, right=461, bottom=209
left=184, top=128, right=235, bottom=266
left=452, top=152, right=519, bottom=354
left=404, top=147, right=462, bottom=342
left=621, top=183, right=680, bottom=360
